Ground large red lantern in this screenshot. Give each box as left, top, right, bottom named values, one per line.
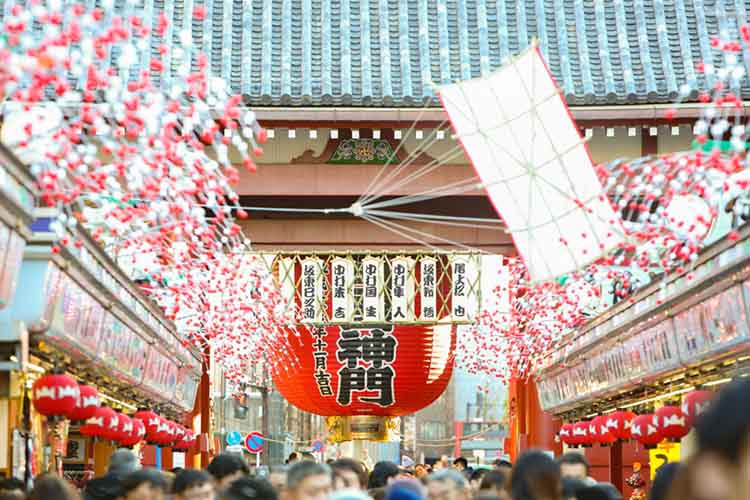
left=631, top=414, right=662, bottom=447
left=559, top=423, right=575, bottom=446
left=655, top=406, right=689, bottom=441
left=272, top=324, right=455, bottom=417
left=133, top=410, right=161, bottom=442
left=591, top=416, right=616, bottom=445
left=120, top=418, right=146, bottom=447
left=606, top=410, right=636, bottom=440
left=32, top=373, right=80, bottom=418
left=681, top=390, right=713, bottom=428
left=572, top=421, right=590, bottom=447
left=67, top=384, right=100, bottom=422
left=115, top=413, right=133, bottom=444
left=101, top=407, right=121, bottom=442
left=80, top=406, right=112, bottom=438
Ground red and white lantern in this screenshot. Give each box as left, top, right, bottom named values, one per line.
left=80, top=406, right=112, bottom=439
left=606, top=410, right=636, bottom=440
left=655, top=406, right=689, bottom=441
left=572, top=421, right=590, bottom=447
left=681, top=390, right=713, bottom=428
left=133, top=410, right=161, bottom=443
left=631, top=414, right=662, bottom=448
left=32, top=373, right=80, bottom=418
left=120, top=417, right=146, bottom=447
left=591, top=415, right=616, bottom=445
left=101, top=408, right=121, bottom=442
left=67, top=384, right=100, bottom=422
left=559, top=423, right=575, bottom=446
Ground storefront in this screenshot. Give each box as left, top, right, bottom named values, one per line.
left=535, top=223, right=750, bottom=495
left=0, top=203, right=201, bottom=482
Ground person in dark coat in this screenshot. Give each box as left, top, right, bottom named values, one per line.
left=83, top=449, right=140, bottom=500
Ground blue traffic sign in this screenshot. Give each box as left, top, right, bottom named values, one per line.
left=226, top=431, right=243, bottom=446
left=245, top=431, right=264, bottom=454
left=312, top=440, right=325, bottom=453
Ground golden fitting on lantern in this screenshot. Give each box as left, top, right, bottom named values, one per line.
left=325, top=416, right=399, bottom=443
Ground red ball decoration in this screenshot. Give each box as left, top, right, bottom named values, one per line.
left=681, top=390, right=713, bottom=428
left=273, top=324, right=455, bottom=416
left=32, top=373, right=80, bottom=418
left=605, top=410, right=636, bottom=440
left=133, top=410, right=161, bottom=442
left=67, top=384, right=100, bottom=422
left=572, top=421, right=590, bottom=447
left=656, top=406, right=689, bottom=441
left=631, top=414, right=662, bottom=448
left=80, top=406, right=112, bottom=438
left=591, top=415, right=616, bottom=445
left=559, top=423, right=575, bottom=446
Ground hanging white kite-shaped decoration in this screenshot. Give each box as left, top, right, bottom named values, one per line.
left=439, top=45, right=625, bottom=282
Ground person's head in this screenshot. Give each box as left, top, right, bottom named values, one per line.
left=26, top=475, right=80, bottom=500
left=223, top=477, right=278, bottom=500
left=331, top=458, right=368, bottom=491
left=0, top=478, right=24, bottom=499
left=301, top=452, right=316, bottom=463
left=575, top=483, right=622, bottom=500
left=109, top=448, right=141, bottom=477
left=492, top=460, right=512, bottom=473
left=558, top=452, right=589, bottom=481
left=648, top=463, right=679, bottom=500
left=285, top=461, right=332, bottom=500
left=470, top=469, right=487, bottom=494
left=385, top=479, right=426, bottom=500
left=480, top=470, right=508, bottom=499
left=369, top=487, right=386, bottom=500
left=511, top=450, right=561, bottom=500
left=173, top=469, right=215, bottom=500
left=268, top=466, right=288, bottom=497
left=171, top=468, right=185, bottom=475
left=368, top=462, right=400, bottom=489
left=120, top=468, right=169, bottom=500
left=452, top=458, right=468, bottom=472
left=426, top=469, right=468, bottom=500
left=561, top=478, right=586, bottom=500
left=287, top=453, right=300, bottom=465
left=207, top=453, right=249, bottom=492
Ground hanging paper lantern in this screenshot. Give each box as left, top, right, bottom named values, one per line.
left=174, top=427, right=193, bottom=450
left=631, top=414, right=662, bottom=448
left=32, top=373, right=80, bottom=418
left=655, top=406, right=689, bottom=441
left=100, top=408, right=122, bottom=442
left=67, top=384, right=100, bottom=422
left=133, top=410, right=161, bottom=442
left=80, top=406, right=113, bottom=439
left=606, top=410, right=636, bottom=440
left=115, top=413, right=134, bottom=444
left=153, top=418, right=173, bottom=445
left=572, top=421, right=590, bottom=447
left=591, top=416, right=616, bottom=445
left=272, top=324, right=455, bottom=417
left=681, top=390, right=714, bottom=428
left=559, top=423, right=575, bottom=446
left=120, top=418, right=146, bottom=447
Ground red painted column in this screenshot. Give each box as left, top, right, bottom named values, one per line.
left=199, top=347, right=211, bottom=468
left=453, top=421, right=464, bottom=459
left=507, top=377, right=562, bottom=460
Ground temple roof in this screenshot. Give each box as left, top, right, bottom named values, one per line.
left=7, top=0, right=750, bottom=107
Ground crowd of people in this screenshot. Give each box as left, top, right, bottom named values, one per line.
left=0, top=379, right=747, bottom=500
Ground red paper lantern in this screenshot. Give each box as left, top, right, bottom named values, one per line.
left=572, top=421, right=590, bottom=447
left=133, top=410, right=161, bottom=442
left=153, top=418, right=173, bottom=445
left=80, top=406, right=112, bottom=438
left=100, top=407, right=121, bottom=442
left=174, top=427, right=193, bottom=450
left=67, top=384, right=100, bottom=422
left=656, top=406, right=689, bottom=441
left=631, top=414, right=662, bottom=447
left=115, top=413, right=133, bottom=444
left=559, top=423, right=575, bottom=446
left=272, top=324, right=455, bottom=416
left=681, top=390, right=713, bottom=428
left=32, top=373, right=80, bottom=418
left=605, top=410, right=636, bottom=440
left=591, top=415, right=616, bottom=445
left=120, top=417, right=146, bottom=447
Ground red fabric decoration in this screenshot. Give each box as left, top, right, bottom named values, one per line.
left=655, top=406, right=689, bottom=440
left=67, top=384, right=100, bottom=422
left=591, top=415, right=616, bottom=445
left=631, top=414, right=662, bottom=447
left=272, top=324, right=455, bottom=417
left=80, top=406, right=112, bottom=438
left=605, top=410, right=636, bottom=440
left=32, top=373, right=80, bottom=418
left=681, top=390, right=714, bottom=428
left=133, top=410, right=161, bottom=442
left=559, top=423, right=575, bottom=445
left=572, top=421, right=590, bottom=447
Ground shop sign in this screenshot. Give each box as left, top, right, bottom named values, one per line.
left=649, top=442, right=680, bottom=480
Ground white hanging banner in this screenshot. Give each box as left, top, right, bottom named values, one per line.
left=390, top=257, right=415, bottom=322
left=330, top=258, right=355, bottom=323
left=420, top=257, right=438, bottom=321
left=362, top=257, right=384, bottom=322
left=300, top=258, right=323, bottom=324
left=450, top=255, right=477, bottom=321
